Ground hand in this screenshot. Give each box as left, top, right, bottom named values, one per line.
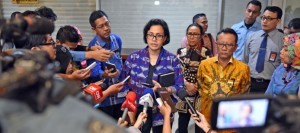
left=152, top=80, right=162, bottom=92
left=91, top=45, right=102, bottom=51
left=133, top=112, right=147, bottom=129
left=189, top=109, right=211, bottom=133
left=106, top=82, right=124, bottom=95
left=86, top=49, right=113, bottom=62
left=158, top=101, right=172, bottom=117
left=117, top=117, right=128, bottom=128
left=94, top=79, right=105, bottom=86
left=102, top=68, right=119, bottom=78
left=70, top=69, right=91, bottom=80
left=184, top=79, right=198, bottom=96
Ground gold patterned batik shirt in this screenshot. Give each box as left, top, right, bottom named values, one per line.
left=197, top=56, right=250, bottom=124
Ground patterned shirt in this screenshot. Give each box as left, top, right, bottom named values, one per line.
left=119, top=47, right=184, bottom=126
left=87, top=34, right=124, bottom=107
left=197, top=56, right=250, bottom=124
left=265, top=64, right=300, bottom=96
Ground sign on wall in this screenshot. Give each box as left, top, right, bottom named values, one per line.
left=12, top=0, right=39, bottom=4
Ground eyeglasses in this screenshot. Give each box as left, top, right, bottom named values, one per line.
left=260, top=16, right=278, bottom=21
left=41, top=40, right=55, bottom=47
left=95, top=21, right=110, bottom=29
left=217, top=43, right=235, bottom=48
left=147, top=34, right=165, bottom=40
left=187, top=33, right=201, bottom=38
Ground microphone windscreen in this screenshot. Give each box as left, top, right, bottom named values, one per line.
left=178, top=89, right=188, bottom=100
left=143, top=88, right=154, bottom=97
left=99, top=83, right=108, bottom=91
left=126, top=91, right=136, bottom=102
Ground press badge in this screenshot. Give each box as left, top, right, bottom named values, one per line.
left=268, top=51, right=277, bottom=62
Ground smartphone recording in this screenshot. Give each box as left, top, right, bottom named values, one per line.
left=211, top=95, right=270, bottom=130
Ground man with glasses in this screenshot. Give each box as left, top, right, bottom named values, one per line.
left=232, top=0, right=262, bottom=61
left=87, top=10, right=124, bottom=121
left=196, top=28, right=250, bottom=133
left=244, top=6, right=284, bottom=93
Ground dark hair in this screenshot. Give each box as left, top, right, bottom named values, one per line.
left=246, top=0, right=262, bottom=12
left=186, top=23, right=204, bottom=36
left=143, top=18, right=170, bottom=45
left=35, top=6, right=57, bottom=21
left=89, top=10, right=108, bottom=27
left=55, top=45, right=72, bottom=74
left=264, top=6, right=282, bottom=19
left=56, top=25, right=80, bottom=43
left=288, top=18, right=300, bottom=30
left=10, top=11, right=22, bottom=20
left=216, top=28, right=238, bottom=44
left=22, top=10, right=39, bottom=17
left=192, top=13, right=206, bottom=23
left=16, top=34, right=48, bottom=49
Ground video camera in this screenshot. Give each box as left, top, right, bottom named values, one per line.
left=0, top=16, right=54, bottom=52
left=211, top=94, right=300, bottom=133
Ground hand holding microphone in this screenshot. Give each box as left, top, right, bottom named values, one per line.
left=121, top=91, right=137, bottom=121
left=83, top=83, right=107, bottom=103
left=139, top=88, right=154, bottom=113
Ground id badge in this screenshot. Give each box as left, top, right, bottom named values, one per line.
left=268, top=51, right=277, bottom=62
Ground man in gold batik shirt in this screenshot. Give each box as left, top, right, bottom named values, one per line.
left=196, top=28, right=250, bottom=133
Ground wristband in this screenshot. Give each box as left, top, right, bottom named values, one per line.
left=88, top=46, right=91, bottom=51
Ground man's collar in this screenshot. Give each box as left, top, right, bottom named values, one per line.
left=95, top=36, right=110, bottom=47
left=214, top=56, right=234, bottom=64
left=261, top=29, right=278, bottom=37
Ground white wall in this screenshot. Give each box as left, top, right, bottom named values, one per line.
left=100, top=0, right=219, bottom=54
left=1, top=0, right=96, bottom=44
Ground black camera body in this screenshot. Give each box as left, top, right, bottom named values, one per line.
left=211, top=94, right=300, bottom=133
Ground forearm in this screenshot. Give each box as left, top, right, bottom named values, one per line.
left=162, top=115, right=171, bottom=133
left=58, top=73, right=75, bottom=80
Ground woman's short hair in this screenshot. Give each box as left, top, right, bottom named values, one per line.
left=143, top=18, right=170, bottom=45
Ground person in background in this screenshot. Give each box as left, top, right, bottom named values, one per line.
left=287, top=18, right=300, bottom=34
left=87, top=10, right=124, bottom=121
left=35, top=6, right=57, bottom=22
left=244, top=6, right=284, bottom=93
left=265, top=33, right=300, bottom=96
left=120, top=18, right=184, bottom=133
left=232, top=0, right=262, bottom=61
left=176, top=23, right=207, bottom=133
left=181, top=13, right=217, bottom=56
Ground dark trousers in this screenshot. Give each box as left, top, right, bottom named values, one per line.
left=250, top=78, right=270, bottom=94
left=177, top=112, right=191, bottom=133
left=98, top=103, right=123, bottom=121
left=137, top=106, right=172, bottom=133
left=176, top=112, right=205, bottom=133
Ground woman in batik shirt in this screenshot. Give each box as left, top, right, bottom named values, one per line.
left=176, top=23, right=213, bottom=133
left=119, top=18, right=183, bottom=133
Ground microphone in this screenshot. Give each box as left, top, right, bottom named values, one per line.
left=121, top=91, right=137, bottom=121
left=83, top=83, right=107, bottom=103
left=139, top=88, right=154, bottom=113
left=178, top=89, right=200, bottom=122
